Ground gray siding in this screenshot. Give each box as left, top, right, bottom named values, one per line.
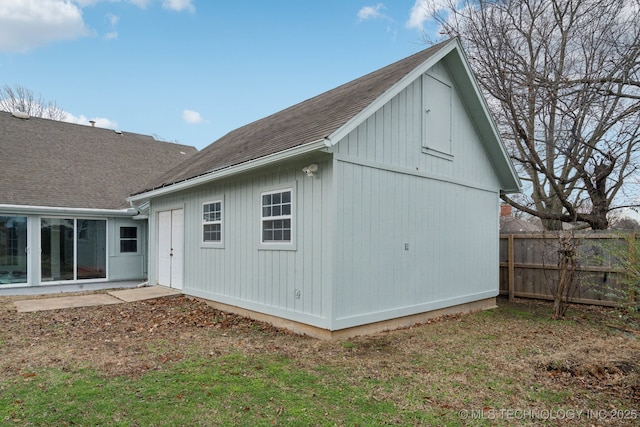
left=333, top=163, right=498, bottom=328
left=330, top=63, right=501, bottom=329
left=109, top=218, right=147, bottom=281
left=149, top=158, right=334, bottom=328
left=147, top=62, right=507, bottom=332
left=335, top=64, right=501, bottom=190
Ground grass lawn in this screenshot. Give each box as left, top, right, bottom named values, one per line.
left=0, top=295, right=638, bottom=426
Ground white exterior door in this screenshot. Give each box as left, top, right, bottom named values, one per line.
left=157, top=209, right=183, bottom=290
left=170, top=209, right=184, bottom=290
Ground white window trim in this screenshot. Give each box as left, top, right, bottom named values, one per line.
left=201, top=198, right=224, bottom=248
left=259, top=185, right=296, bottom=251
left=39, top=217, right=108, bottom=283
left=118, top=225, right=140, bottom=255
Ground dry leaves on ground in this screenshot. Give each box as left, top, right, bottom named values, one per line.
left=1, top=293, right=638, bottom=413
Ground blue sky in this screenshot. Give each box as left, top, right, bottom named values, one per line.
left=0, top=1, right=439, bottom=150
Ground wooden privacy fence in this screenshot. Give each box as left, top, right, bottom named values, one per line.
left=499, top=232, right=638, bottom=307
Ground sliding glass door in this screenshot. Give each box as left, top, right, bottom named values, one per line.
left=77, top=220, right=107, bottom=280
left=40, top=218, right=74, bottom=281
left=0, top=216, right=28, bottom=285
left=41, top=218, right=106, bottom=282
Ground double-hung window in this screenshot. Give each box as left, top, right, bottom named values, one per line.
left=119, top=226, right=138, bottom=253
left=261, top=189, right=292, bottom=243
left=203, top=200, right=223, bottom=243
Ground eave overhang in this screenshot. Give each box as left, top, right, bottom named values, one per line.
left=128, top=138, right=330, bottom=204
left=0, top=204, right=138, bottom=217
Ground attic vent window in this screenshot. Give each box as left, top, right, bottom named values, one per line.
left=11, top=111, right=29, bottom=120
left=422, top=73, right=453, bottom=159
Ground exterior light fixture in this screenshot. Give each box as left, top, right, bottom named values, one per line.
left=302, top=163, right=318, bottom=177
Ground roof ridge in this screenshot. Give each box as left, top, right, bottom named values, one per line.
left=0, top=110, right=196, bottom=149
left=219, top=38, right=454, bottom=138
left=0, top=111, right=198, bottom=210
left=135, top=39, right=455, bottom=193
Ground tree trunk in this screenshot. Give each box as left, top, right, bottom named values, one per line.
left=543, top=218, right=564, bottom=231
left=552, top=235, right=578, bottom=319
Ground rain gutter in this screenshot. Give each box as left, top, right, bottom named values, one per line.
left=128, top=138, right=330, bottom=204
left=0, top=204, right=138, bottom=217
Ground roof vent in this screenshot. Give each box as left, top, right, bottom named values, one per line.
left=11, top=111, right=30, bottom=120
left=89, top=120, right=96, bottom=127
left=114, top=130, right=123, bottom=135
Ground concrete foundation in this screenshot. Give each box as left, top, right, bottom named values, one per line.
left=200, top=297, right=497, bottom=340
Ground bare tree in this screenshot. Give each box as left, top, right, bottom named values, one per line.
left=551, top=232, right=579, bottom=318
left=0, top=84, right=67, bottom=121
left=424, top=0, right=640, bottom=230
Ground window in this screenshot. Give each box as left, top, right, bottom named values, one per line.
left=119, top=226, right=138, bottom=253
left=0, top=216, right=28, bottom=285
left=203, top=201, right=222, bottom=243
left=41, top=218, right=106, bottom=282
left=5, top=225, right=18, bottom=265
left=261, top=189, right=292, bottom=242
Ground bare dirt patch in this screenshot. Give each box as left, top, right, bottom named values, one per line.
left=1, top=292, right=638, bottom=424
left=1, top=294, right=296, bottom=377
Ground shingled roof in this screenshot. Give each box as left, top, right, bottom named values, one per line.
left=137, top=39, right=453, bottom=194
left=0, top=111, right=197, bottom=210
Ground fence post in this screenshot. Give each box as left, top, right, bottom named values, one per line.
left=629, top=233, right=637, bottom=308
left=508, top=234, right=515, bottom=301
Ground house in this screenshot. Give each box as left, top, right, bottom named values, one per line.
left=0, top=111, right=197, bottom=294
left=129, top=38, right=521, bottom=339
left=500, top=204, right=543, bottom=233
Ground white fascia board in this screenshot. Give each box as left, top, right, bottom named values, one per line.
left=128, top=138, right=329, bottom=203
left=0, top=204, right=137, bottom=217
left=449, top=40, right=522, bottom=192
left=326, top=39, right=458, bottom=146
left=132, top=200, right=150, bottom=213
left=326, top=38, right=521, bottom=194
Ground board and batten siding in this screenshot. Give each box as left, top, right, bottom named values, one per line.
left=332, top=165, right=499, bottom=328
left=330, top=63, right=501, bottom=329
left=334, top=63, right=501, bottom=190
left=148, top=159, right=334, bottom=329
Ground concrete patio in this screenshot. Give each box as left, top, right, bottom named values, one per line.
left=12, top=286, right=181, bottom=312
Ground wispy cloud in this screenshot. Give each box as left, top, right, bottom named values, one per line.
left=103, top=13, right=119, bottom=40
left=0, top=0, right=196, bottom=53
left=128, top=0, right=154, bottom=8
left=406, top=0, right=429, bottom=30
left=182, top=109, right=205, bottom=124
left=73, top=0, right=152, bottom=8
left=357, top=3, right=389, bottom=22
left=107, top=13, right=119, bottom=26
left=406, top=0, right=450, bottom=30
left=65, top=112, right=118, bottom=129
left=162, top=0, right=195, bottom=13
